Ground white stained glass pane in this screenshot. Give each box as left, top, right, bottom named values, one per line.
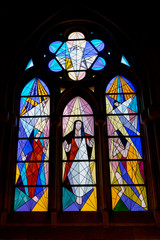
left=68, top=32, right=85, bottom=39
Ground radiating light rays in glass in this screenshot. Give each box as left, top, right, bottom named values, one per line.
left=105, top=75, right=148, bottom=211
left=21, top=78, right=50, bottom=97
left=106, top=75, right=136, bottom=94
left=63, top=96, right=93, bottom=116
left=48, top=31, right=106, bottom=80
left=62, top=96, right=97, bottom=211
left=14, top=78, right=50, bottom=212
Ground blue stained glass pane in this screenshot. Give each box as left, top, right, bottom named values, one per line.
left=130, top=137, right=143, bottom=158
left=25, top=59, right=34, bottom=70
left=83, top=41, right=98, bottom=58
left=105, top=75, right=136, bottom=94
left=49, top=41, right=62, bottom=53
left=21, top=79, right=35, bottom=96
left=128, top=96, right=138, bottom=112
left=48, top=32, right=107, bottom=81
left=21, top=78, right=50, bottom=96
left=121, top=55, right=130, bottom=67
left=91, top=39, right=105, bottom=51
left=120, top=191, right=146, bottom=211
left=14, top=187, right=30, bottom=211
left=105, top=77, right=115, bottom=93
left=122, top=76, right=136, bottom=92
left=56, top=42, right=69, bottom=58
left=48, top=59, right=63, bottom=72
left=91, top=57, right=106, bottom=70
left=23, top=140, right=33, bottom=156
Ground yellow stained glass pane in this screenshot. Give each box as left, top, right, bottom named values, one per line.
left=37, top=79, right=48, bottom=96
left=32, top=188, right=48, bottom=212
left=81, top=187, right=97, bottom=211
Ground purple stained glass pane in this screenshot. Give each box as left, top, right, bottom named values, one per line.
left=63, top=97, right=93, bottom=116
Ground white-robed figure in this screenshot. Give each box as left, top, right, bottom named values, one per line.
left=63, top=120, right=94, bottom=205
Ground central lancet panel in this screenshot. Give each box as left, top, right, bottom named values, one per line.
left=62, top=96, right=97, bottom=211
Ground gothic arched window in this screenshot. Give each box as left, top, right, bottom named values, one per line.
left=11, top=23, right=150, bottom=219
left=105, top=75, right=148, bottom=211
left=62, top=96, right=97, bottom=211
left=14, top=78, right=50, bottom=211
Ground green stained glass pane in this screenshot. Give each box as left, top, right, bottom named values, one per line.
left=111, top=186, right=148, bottom=211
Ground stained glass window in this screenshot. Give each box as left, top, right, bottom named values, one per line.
left=62, top=97, right=97, bottom=211
left=48, top=32, right=106, bottom=81
left=14, top=78, right=50, bottom=211
left=105, top=75, right=148, bottom=211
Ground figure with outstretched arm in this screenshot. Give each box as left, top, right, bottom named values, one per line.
left=63, top=120, right=94, bottom=205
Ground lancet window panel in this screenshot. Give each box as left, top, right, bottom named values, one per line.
left=105, top=75, right=148, bottom=211
left=62, top=96, right=97, bottom=211
left=14, top=78, right=50, bottom=212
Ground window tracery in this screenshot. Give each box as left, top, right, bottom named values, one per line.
left=14, top=26, right=148, bottom=214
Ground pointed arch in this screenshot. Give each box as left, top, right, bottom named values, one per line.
left=56, top=85, right=99, bottom=117
left=14, top=78, right=50, bottom=211
left=62, top=96, right=97, bottom=211
left=105, top=75, right=148, bottom=211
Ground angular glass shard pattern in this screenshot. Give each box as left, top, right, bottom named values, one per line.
left=48, top=32, right=106, bottom=80
left=106, top=75, right=148, bottom=211
left=14, top=78, right=50, bottom=211
left=25, top=59, right=34, bottom=70
left=121, top=55, right=130, bottom=67
left=62, top=96, right=97, bottom=211
left=106, top=94, right=138, bottom=115
left=111, top=186, right=147, bottom=211
left=21, top=78, right=50, bottom=97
